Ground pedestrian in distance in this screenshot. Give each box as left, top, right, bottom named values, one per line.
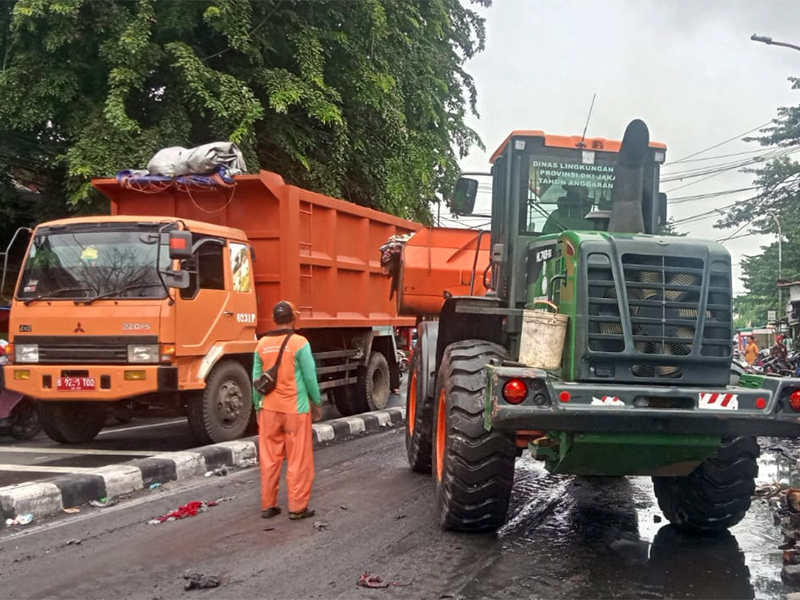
left=253, top=300, right=323, bottom=521
left=745, top=336, right=759, bottom=365
left=771, top=335, right=788, bottom=361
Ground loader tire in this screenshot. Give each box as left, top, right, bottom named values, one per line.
left=357, top=352, right=391, bottom=412
left=432, top=340, right=516, bottom=532
left=38, top=401, right=106, bottom=444
left=187, top=360, right=252, bottom=445
left=653, top=436, right=759, bottom=533
left=406, top=349, right=433, bottom=473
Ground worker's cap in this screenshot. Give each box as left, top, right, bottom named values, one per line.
left=273, top=301, right=299, bottom=325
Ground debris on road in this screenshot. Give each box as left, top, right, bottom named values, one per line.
left=357, top=572, right=389, bottom=589
left=89, top=497, right=118, bottom=508
left=5, top=514, right=33, bottom=526
left=239, top=458, right=257, bottom=468
left=205, top=466, right=228, bottom=477
left=149, top=483, right=163, bottom=490
left=64, top=539, right=82, bottom=546
left=62, top=507, right=81, bottom=514
left=757, top=483, right=800, bottom=585
left=148, top=500, right=219, bottom=525
left=313, top=520, right=329, bottom=531
left=183, top=573, right=221, bottom=590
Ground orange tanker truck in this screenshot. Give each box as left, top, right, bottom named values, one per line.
left=1, top=170, right=420, bottom=445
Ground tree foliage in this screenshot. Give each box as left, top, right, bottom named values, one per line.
left=0, top=0, right=490, bottom=224
left=714, top=77, right=800, bottom=324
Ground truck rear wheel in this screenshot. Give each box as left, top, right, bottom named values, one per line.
left=332, top=385, right=359, bottom=417
left=187, top=360, right=252, bottom=445
left=432, top=340, right=515, bottom=532
left=653, top=436, right=759, bottom=533
left=37, top=401, right=106, bottom=444
left=357, top=351, right=391, bottom=412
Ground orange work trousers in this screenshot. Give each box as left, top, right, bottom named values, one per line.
left=257, top=409, right=315, bottom=513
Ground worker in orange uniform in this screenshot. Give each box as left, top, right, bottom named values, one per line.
left=253, top=301, right=322, bottom=520
left=745, top=336, right=760, bottom=365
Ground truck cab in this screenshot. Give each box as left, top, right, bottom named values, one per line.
left=5, top=216, right=259, bottom=444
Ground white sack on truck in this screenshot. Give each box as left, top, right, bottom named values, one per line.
left=147, top=142, right=247, bottom=177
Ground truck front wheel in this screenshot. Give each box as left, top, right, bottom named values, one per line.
left=38, top=401, right=106, bottom=444
left=187, top=360, right=252, bottom=445
left=432, top=340, right=516, bottom=532
left=653, top=436, right=759, bottom=533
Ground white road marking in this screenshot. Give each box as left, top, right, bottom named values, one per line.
left=0, top=447, right=158, bottom=457
left=0, top=464, right=95, bottom=473
left=97, top=418, right=186, bottom=436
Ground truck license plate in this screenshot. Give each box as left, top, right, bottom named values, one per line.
left=56, top=377, right=96, bottom=391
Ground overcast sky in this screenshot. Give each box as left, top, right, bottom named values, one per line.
left=456, top=0, right=800, bottom=295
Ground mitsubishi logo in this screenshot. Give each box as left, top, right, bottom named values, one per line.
left=74, top=322, right=84, bottom=333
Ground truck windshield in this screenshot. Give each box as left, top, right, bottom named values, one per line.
left=523, top=150, right=617, bottom=235
left=16, top=227, right=170, bottom=302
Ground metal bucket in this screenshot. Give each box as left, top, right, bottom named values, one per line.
left=519, top=301, right=569, bottom=369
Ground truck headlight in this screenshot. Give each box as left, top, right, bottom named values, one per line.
left=15, top=344, right=39, bottom=364
left=127, top=344, right=159, bottom=364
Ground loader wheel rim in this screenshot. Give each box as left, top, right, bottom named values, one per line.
left=408, top=371, right=418, bottom=436
left=436, top=388, right=446, bottom=481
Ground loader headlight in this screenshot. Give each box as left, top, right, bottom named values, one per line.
left=15, top=344, right=39, bottom=364
left=127, top=344, right=159, bottom=364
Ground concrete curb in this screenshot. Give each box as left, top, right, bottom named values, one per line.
left=0, top=406, right=405, bottom=525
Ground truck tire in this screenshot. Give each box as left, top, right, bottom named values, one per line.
left=406, top=349, right=433, bottom=472
left=432, top=340, right=516, bottom=532
left=37, top=401, right=106, bottom=444
left=653, top=436, right=759, bottom=533
left=187, top=360, right=252, bottom=445
left=332, top=385, right=359, bottom=417
left=357, top=351, right=390, bottom=412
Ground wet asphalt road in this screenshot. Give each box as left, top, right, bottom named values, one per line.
left=0, top=428, right=796, bottom=599
left=0, top=388, right=406, bottom=488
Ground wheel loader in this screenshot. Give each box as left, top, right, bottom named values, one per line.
left=386, top=119, right=800, bottom=533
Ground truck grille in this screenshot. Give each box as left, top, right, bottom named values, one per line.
left=14, top=336, right=158, bottom=364
left=587, top=252, right=731, bottom=381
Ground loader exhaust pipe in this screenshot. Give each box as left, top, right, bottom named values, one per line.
left=607, top=119, right=649, bottom=234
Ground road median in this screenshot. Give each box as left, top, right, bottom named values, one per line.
left=0, top=407, right=405, bottom=527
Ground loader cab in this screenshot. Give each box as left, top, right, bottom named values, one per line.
left=452, top=131, right=667, bottom=306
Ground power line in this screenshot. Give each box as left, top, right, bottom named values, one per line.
left=668, top=121, right=772, bottom=165
left=668, top=186, right=760, bottom=205
left=662, top=146, right=780, bottom=166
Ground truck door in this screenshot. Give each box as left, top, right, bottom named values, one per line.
left=226, top=241, right=258, bottom=339
left=175, top=237, right=230, bottom=354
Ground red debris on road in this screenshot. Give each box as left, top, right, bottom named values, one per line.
left=148, top=500, right=218, bottom=525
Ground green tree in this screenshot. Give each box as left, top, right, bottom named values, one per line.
left=0, top=0, right=490, bottom=224
left=715, top=77, right=800, bottom=317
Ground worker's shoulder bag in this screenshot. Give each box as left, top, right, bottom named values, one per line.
left=254, top=333, right=293, bottom=395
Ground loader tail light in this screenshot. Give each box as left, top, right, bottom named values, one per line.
left=789, top=390, right=800, bottom=412
left=502, top=379, right=528, bottom=405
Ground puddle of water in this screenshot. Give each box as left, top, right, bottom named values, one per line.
left=481, top=452, right=794, bottom=599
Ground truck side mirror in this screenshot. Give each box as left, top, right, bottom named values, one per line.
left=163, top=269, right=190, bottom=290
left=168, top=230, right=193, bottom=260
left=452, top=177, right=478, bottom=216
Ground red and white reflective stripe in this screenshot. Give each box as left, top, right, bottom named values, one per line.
left=698, top=392, right=739, bottom=410
left=591, top=396, right=625, bottom=406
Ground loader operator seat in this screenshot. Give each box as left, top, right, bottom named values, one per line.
left=542, top=187, right=594, bottom=234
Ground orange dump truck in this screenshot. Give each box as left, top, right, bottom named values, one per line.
left=2, top=170, right=421, bottom=445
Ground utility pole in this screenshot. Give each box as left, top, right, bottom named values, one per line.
left=751, top=34, right=800, bottom=53
left=769, top=210, right=783, bottom=325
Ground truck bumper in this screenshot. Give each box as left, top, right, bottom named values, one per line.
left=2, top=364, right=178, bottom=401
left=486, top=365, right=800, bottom=438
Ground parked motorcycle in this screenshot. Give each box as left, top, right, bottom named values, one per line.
left=0, top=343, right=41, bottom=440
left=0, top=391, right=40, bottom=440
left=397, top=349, right=410, bottom=374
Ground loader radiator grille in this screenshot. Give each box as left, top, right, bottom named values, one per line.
left=586, top=253, right=731, bottom=380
